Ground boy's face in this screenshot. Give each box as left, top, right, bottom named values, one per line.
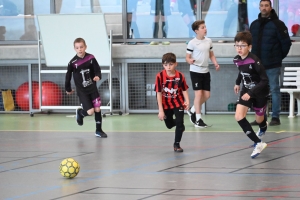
left=74, top=42, right=87, bottom=58
left=163, top=62, right=177, bottom=73
left=195, top=24, right=207, bottom=37
left=234, top=41, right=251, bottom=58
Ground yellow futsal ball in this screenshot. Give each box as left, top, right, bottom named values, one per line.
left=59, top=158, right=80, bottom=178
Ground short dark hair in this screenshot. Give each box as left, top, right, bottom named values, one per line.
left=260, top=0, right=272, bottom=7
left=162, top=52, right=176, bottom=64
left=234, top=31, right=252, bottom=45
left=73, top=37, right=86, bottom=46
left=191, top=20, right=205, bottom=31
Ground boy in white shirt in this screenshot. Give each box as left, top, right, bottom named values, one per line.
left=186, top=20, right=220, bottom=128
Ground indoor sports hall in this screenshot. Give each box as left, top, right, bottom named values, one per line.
left=1, top=0, right=300, bottom=199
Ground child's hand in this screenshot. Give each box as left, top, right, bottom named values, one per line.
left=66, top=89, right=74, bottom=95
left=93, top=76, right=100, bottom=81
left=188, top=58, right=195, bottom=65
left=215, top=64, right=220, bottom=71
left=184, top=102, right=189, bottom=110
left=241, top=93, right=250, bottom=101
left=158, top=111, right=165, bottom=121
left=234, top=85, right=240, bottom=94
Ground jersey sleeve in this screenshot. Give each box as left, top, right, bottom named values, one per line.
left=65, top=62, right=73, bottom=92
left=181, top=73, right=189, bottom=91
left=91, top=57, right=102, bottom=79
left=154, top=72, right=162, bottom=92
left=248, top=60, right=269, bottom=97
left=209, top=39, right=213, bottom=51
left=186, top=40, right=193, bottom=54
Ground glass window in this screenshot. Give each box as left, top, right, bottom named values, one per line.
left=0, top=0, right=50, bottom=41
left=126, top=0, right=196, bottom=39
left=279, top=0, right=300, bottom=36
left=203, top=0, right=249, bottom=37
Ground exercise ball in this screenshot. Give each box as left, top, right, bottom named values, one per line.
left=34, top=81, right=62, bottom=108
left=98, top=78, right=120, bottom=109
left=16, top=81, right=39, bottom=111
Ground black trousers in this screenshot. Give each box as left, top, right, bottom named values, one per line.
left=164, top=108, right=185, bottom=143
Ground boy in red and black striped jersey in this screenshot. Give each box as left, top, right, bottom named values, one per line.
left=154, top=53, right=190, bottom=152
left=65, top=38, right=107, bottom=138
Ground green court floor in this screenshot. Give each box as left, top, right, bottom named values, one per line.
left=1, top=113, right=299, bottom=133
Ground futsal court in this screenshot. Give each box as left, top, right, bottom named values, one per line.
left=1, top=113, right=300, bottom=200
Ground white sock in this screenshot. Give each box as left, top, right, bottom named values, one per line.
left=191, top=106, right=195, bottom=113
left=196, top=114, right=201, bottom=121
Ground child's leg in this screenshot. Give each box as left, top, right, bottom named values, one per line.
left=235, top=104, right=261, bottom=143
left=194, top=90, right=210, bottom=120
left=253, top=101, right=268, bottom=139
left=164, top=109, right=176, bottom=129
left=77, top=95, right=92, bottom=126
left=173, top=108, right=185, bottom=143
left=172, top=108, right=185, bottom=152
left=91, top=93, right=107, bottom=138
left=94, top=107, right=104, bottom=132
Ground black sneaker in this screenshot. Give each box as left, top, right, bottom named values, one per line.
left=249, top=120, right=259, bottom=126
left=187, top=108, right=196, bottom=125
left=269, top=117, right=280, bottom=126
left=95, top=131, right=108, bottom=138
left=173, top=143, right=183, bottom=152
left=76, top=108, right=84, bottom=126
left=194, top=118, right=207, bottom=128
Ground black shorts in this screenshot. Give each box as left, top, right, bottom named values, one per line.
left=164, top=107, right=184, bottom=127
left=150, top=0, right=171, bottom=16
left=237, top=90, right=268, bottom=115
left=190, top=71, right=211, bottom=91
left=78, top=90, right=101, bottom=111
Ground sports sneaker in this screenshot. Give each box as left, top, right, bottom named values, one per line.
left=76, top=108, right=84, bottom=126
left=251, top=142, right=267, bottom=158
left=187, top=108, right=196, bottom=125
left=256, top=122, right=268, bottom=140
left=173, top=143, right=183, bottom=152
left=269, top=117, right=280, bottom=126
left=194, top=118, right=207, bottom=128
left=150, top=41, right=159, bottom=45
left=95, top=131, right=107, bottom=138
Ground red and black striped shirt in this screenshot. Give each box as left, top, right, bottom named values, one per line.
left=154, top=70, right=189, bottom=109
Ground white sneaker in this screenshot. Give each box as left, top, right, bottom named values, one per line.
left=251, top=142, right=267, bottom=158
left=256, top=122, right=268, bottom=140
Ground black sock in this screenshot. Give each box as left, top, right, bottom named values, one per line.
left=95, top=111, right=102, bottom=132
left=238, top=118, right=261, bottom=143
left=80, top=109, right=89, bottom=117
left=258, top=119, right=267, bottom=132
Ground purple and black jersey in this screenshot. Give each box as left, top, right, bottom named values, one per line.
left=233, top=52, right=269, bottom=98
left=65, top=53, right=101, bottom=95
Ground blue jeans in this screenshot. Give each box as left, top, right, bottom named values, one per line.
left=266, top=67, right=281, bottom=118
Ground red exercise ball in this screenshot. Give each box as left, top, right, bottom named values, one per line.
left=15, top=81, right=39, bottom=111
left=33, top=81, right=62, bottom=108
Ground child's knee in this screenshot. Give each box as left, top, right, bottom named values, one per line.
left=87, top=108, right=95, bottom=115
left=94, top=107, right=100, bottom=113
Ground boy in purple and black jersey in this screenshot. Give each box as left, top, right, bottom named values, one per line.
left=65, top=37, right=107, bottom=138
left=233, top=31, right=269, bottom=158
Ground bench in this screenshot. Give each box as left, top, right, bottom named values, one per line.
left=280, top=67, right=300, bottom=118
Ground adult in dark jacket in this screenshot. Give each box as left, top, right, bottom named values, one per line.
left=250, top=0, right=291, bottom=126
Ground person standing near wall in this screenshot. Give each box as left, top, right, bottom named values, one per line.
left=249, top=0, right=291, bottom=126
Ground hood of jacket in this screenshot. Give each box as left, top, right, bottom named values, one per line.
left=258, top=9, right=278, bottom=22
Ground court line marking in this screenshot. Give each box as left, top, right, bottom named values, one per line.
left=3, top=133, right=300, bottom=200
left=159, top=133, right=300, bottom=173
left=0, top=130, right=294, bottom=133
